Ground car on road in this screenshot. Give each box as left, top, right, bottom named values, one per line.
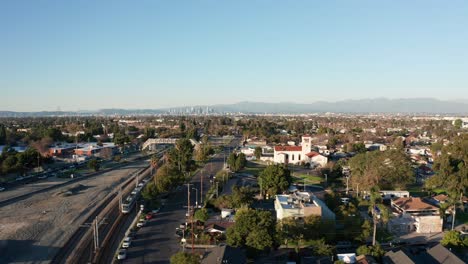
left=122, top=237, right=132, bottom=248
left=151, top=208, right=160, bottom=214
left=15, top=176, right=25, bottom=181
left=145, top=213, right=153, bottom=220
left=175, top=228, right=183, bottom=237
left=117, top=249, right=127, bottom=260
left=37, top=175, right=48, bottom=179
left=136, top=219, right=146, bottom=228
left=0, top=187, right=5, bottom=192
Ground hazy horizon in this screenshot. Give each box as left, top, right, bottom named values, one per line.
left=2, top=1, right=468, bottom=111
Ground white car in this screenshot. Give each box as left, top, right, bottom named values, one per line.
left=136, top=220, right=145, bottom=228
left=0, top=187, right=5, bottom=192
left=122, top=236, right=132, bottom=248
left=151, top=208, right=160, bottom=214
left=117, top=249, right=127, bottom=260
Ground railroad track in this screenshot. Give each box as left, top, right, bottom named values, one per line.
left=51, top=166, right=147, bottom=264
left=51, top=149, right=166, bottom=264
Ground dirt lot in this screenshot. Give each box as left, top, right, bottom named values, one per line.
left=0, top=160, right=147, bottom=264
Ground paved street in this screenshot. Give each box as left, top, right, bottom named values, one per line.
left=123, top=138, right=240, bottom=264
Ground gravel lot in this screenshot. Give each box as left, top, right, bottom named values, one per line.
left=0, top=160, right=148, bottom=264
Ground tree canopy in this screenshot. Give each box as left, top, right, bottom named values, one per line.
left=226, top=208, right=275, bottom=251
left=258, top=164, right=291, bottom=197
left=348, top=149, right=414, bottom=191
left=170, top=252, right=200, bottom=264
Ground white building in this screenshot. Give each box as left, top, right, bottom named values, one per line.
left=305, top=151, right=328, bottom=168
left=273, top=135, right=313, bottom=165
left=275, top=192, right=335, bottom=222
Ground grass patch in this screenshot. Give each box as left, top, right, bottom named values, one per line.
left=292, top=173, right=323, bottom=185
left=239, top=162, right=265, bottom=176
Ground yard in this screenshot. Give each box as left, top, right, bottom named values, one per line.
left=292, top=173, right=323, bottom=185
left=239, top=161, right=265, bottom=176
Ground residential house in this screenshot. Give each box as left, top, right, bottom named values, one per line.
left=274, top=191, right=335, bottom=222
left=383, top=244, right=464, bottom=264
left=305, top=151, right=328, bottom=168
left=388, top=197, right=442, bottom=234
left=201, top=245, right=246, bottom=264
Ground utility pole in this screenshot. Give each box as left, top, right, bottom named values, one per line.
left=200, top=169, right=203, bottom=206
left=185, top=183, right=192, bottom=217
left=192, top=188, right=198, bottom=208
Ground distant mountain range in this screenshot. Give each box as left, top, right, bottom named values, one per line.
left=1, top=98, right=467, bottom=117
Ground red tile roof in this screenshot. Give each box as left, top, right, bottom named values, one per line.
left=305, top=151, right=320, bottom=158
left=392, top=197, right=438, bottom=211
left=433, top=194, right=448, bottom=202
left=274, top=146, right=302, bottom=152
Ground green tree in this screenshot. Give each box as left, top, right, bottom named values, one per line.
left=425, top=135, right=468, bottom=229
left=356, top=243, right=385, bottom=258
left=171, top=138, right=194, bottom=173
left=245, top=228, right=273, bottom=251
left=226, top=208, right=275, bottom=251
left=441, top=230, right=467, bottom=249
left=141, top=182, right=159, bottom=201
left=194, top=208, right=209, bottom=222
left=0, top=125, right=6, bottom=145
left=357, top=220, right=372, bottom=243
left=258, top=164, right=291, bottom=198
left=310, top=239, right=334, bottom=256
left=87, top=158, right=100, bottom=171
left=454, top=119, right=462, bottom=129
left=254, top=146, right=262, bottom=160
left=352, top=142, right=367, bottom=153
left=235, top=153, right=247, bottom=171
left=348, top=150, right=414, bottom=191
left=170, top=252, right=200, bottom=264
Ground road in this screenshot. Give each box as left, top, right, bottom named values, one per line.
left=122, top=138, right=240, bottom=264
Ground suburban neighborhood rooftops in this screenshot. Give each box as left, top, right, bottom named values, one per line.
left=427, top=244, right=465, bottom=264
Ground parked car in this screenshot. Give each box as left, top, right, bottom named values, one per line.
left=145, top=213, right=153, bottom=220
left=136, top=220, right=145, bottom=228
left=122, top=237, right=132, bottom=248
left=117, top=249, right=127, bottom=260
left=151, top=208, right=160, bottom=214
left=0, top=187, right=5, bottom=192
left=38, top=175, right=48, bottom=179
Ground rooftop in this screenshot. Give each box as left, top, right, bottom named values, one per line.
left=274, top=145, right=302, bottom=152
left=392, top=197, right=438, bottom=211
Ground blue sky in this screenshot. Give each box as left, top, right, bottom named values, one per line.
left=1, top=1, right=467, bottom=111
